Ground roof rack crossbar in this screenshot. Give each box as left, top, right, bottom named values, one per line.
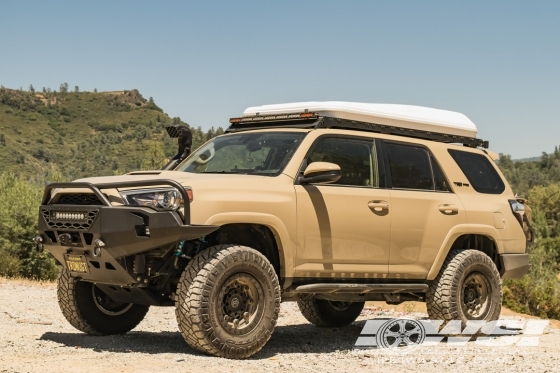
left=225, top=115, right=489, bottom=148
left=318, top=117, right=488, bottom=148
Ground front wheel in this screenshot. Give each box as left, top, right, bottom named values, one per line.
left=57, top=269, right=150, bottom=335
left=175, top=245, right=281, bottom=359
left=297, top=298, right=364, bottom=327
left=427, top=249, right=502, bottom=327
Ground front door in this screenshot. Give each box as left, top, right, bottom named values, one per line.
left=294, top=136, right=391, bottom=279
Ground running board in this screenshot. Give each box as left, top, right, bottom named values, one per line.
left=293, top=283, right=429, bottom=294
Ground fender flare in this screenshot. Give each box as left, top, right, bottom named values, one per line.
left=204, top=212, right=295, bottom=279
left=426, top=224, right=503, bottom=280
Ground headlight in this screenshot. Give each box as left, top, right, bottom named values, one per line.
left=120, top=188, right=187, bottom=210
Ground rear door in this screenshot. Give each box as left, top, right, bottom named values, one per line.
left=382, top=141, right=466, bottom=279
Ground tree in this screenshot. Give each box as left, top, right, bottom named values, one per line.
left=94, top=88, right=98, bottom=93
left=140, top=143, right=166, bottom=170
left=60, top=82, right=69, bottom=93
left=29, top=84, right=35, bottom=93
left=74, top=86, right=79, bottom=93
left=0, top=172, right=58, bottom=279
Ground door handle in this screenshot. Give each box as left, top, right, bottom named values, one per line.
left=368, top=201, right=389, bottom=212
left=439, top=204, right=459, bottom=215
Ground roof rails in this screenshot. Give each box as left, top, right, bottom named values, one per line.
left=226, top=113, right=489, bottom=148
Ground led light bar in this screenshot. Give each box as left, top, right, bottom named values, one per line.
left=229, top=112, right=318, bottom=124
left=52, top=212, right=87, bottom=220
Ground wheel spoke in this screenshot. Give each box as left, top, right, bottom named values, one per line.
left=405, top=327, right=420, bottom=336
left=397, top=320, right=406, bottom=333
left=388, top=336, right=403, bottom=347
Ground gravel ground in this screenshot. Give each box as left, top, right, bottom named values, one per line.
left=1, top=278, right=559, bottom=373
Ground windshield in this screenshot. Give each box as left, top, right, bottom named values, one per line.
left=176, top=132, right=307, bottom=175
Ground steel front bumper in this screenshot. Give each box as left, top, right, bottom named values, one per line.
left=37, top=180, right=218, bottom=287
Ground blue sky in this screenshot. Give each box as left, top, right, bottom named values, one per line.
left=1, top=1, right=559, bottom=158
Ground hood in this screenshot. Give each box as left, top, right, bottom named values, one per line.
left=74, top=170, right=282, bottom=191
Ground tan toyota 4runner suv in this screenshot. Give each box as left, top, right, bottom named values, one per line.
left=35, top=102, right=531, bottom=359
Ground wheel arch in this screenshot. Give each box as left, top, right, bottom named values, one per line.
left=427, top=225, right=503, bottom=280
left=203, top=213, right=294, bottom=284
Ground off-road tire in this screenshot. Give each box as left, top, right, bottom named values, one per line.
left=175, top=245, right=281, bottom=359
left=297, top=299, right=364, bottom=327
left=57, top=268, right=150, bottom=335
left=427, top=249, right=502, bottom=327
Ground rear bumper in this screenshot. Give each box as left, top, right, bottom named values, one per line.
left=38, top=204, right=218, bottom=286
left=499, top=253, right=531, bottom=279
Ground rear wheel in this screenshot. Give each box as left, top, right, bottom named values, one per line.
left=297, top=298, right=364, bottom=327
left=57, top=269, right=149, bottom=335
left=427, top=249, right=502, bottom=327
left=175, top=245, right=281, bottom=359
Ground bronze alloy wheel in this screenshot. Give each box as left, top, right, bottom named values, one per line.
left=175, top=245, right=281, bottom=359
left=217, top=273, right=265, bottom=335
left=460, top=272, right=491, bottom=318
left=427, top=249, right=502, bottom=327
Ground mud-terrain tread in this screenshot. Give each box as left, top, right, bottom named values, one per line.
left=57, top=268, right=149, bottom=335
left=175, top=244, right=281, bottom=359
left=297, top=299, right=364, bottom=327
left=57, top=268, right=100, bottom=335
left=427, top=249, right=502, bottom=324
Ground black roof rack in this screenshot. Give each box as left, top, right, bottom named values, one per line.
left=225, top=115, right=488, bottom=149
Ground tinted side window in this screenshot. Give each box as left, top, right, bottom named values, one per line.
left=448, top=149, right=505, bottom=194
left=431, top=156, right=450, bottom=192
left=385, top=143, right=434, bottom=190
left=307, top=137, right=378, bottom=187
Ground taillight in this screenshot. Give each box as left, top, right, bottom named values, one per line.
left=508, top=199, right=525, bottom=228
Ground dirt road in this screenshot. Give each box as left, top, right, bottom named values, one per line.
left=1, top=278, right=559, bottom=373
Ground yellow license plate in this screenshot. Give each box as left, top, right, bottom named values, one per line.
left=64, top=255, right=89, bottom=274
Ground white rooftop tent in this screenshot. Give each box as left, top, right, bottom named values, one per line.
left=242, top=101, right=478, bottom=139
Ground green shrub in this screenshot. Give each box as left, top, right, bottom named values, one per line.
left=0, top=172, right=58, bottom=280
left=503, top=239, right=560, bottom=319
left=0, top=251, right=21, bottom=277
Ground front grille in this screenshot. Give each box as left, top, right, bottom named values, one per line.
left=41, top=209, right=99, bottom=231
left=56, top=194, right=104, bottom=205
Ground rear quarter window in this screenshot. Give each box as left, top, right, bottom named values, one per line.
left=448, top=149, right=505, bottom=194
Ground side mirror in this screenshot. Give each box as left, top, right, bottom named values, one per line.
left=299, top=162, right=341, bottom=184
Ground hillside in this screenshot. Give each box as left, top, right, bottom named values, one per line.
left=499, top=150, right=560, bottom=197
left=0, top=85, right=559, bottom=321
left=0, top=86, right=223, bottom=181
